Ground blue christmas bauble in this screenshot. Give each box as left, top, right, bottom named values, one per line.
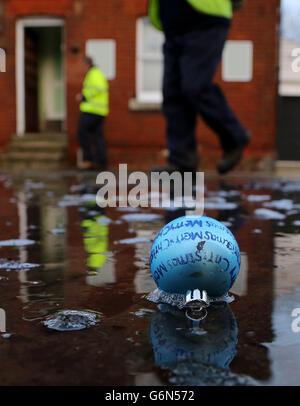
left=149, top=216, right=240, bottom=298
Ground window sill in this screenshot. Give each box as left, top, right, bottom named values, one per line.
left=128, top=98, right=162, bottom=112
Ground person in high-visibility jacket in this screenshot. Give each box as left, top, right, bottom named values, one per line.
left=149, top=0, right=250, bottom=175
left=77, top=56, right=109, bottom=170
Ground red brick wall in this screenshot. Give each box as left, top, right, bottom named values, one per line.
left=0, top=0, right=280, bottom=170
left=0, top=2, right=17, bottom=151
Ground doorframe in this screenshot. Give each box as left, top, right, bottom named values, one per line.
left=16, top=17, right=65, bottom=135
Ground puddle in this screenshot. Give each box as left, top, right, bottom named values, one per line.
left=204, top=196, right=239, bottom=210
left=50, top=229, right=66, bottom=235
left=117, top=237, right=151, bottom=245
left=0, top=259, right=40, bottom=270
left=0, top=173, right=300, bottom=385
left=263, top=199, right=294, bottom=211
left=120, top=213, right=163, bottom=222
left=0, top=239, right=35, bottom=247
left=254, top=208, right=286, bottom=220
left=247, top=194, right=271, bottom=202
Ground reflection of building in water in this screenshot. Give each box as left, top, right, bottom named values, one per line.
left=134, top=372, right=163, bottom=386
left=0, top=308, right=6, bottom=333
left=264, top=234, right=300, bottom=385
left=15, top=180, right=67, bottom=304
left=150, top=303, right=247, bottom=385
left=133, top=229, right=157, bottom=294
left=230, top=208, right=275, bottom=382
left=274, top=234, right=300, bottom=293
left=40, top=206, right=66, bottom=268
left=230, top=252, right=248, bottom=297
left=122, top=219, right=160, bottom=294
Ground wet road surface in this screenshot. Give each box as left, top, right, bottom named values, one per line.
left=0, top=171, right=300, bottom=386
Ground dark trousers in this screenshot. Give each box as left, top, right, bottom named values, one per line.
left=77, top=112, right=107, bottom=167
left=162, top=24, right=246, bottom=171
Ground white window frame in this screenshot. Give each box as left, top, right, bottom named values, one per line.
left=136, top=17, right=163, bottom=104
left=16, top=17, right=65, bottom=135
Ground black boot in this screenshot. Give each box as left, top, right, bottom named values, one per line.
left=217, top=131, right=251, bottom=175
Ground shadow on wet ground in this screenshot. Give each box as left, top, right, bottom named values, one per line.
left=0, top=170, right=300, bottom=386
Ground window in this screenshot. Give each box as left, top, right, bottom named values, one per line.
left=222, top=40, right=253, bottom=82
left=86, top=39, right=116, bottom=80
left=136, top=17, right=164, bottom=103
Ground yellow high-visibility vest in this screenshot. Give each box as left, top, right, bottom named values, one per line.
left=149, top=0, right=232, bottom=31
left=80, top=66, right=109, bottom=117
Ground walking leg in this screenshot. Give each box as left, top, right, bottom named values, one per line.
left=162, top=38, right=198, bottom=172
left=179, top=25, right=248, bottom=152
left=77, top=113, right=93, bottom=166
left=94, top=116, right=107, bottom=169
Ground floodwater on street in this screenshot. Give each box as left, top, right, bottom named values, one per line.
left=0, top=170, right=300, bottom=386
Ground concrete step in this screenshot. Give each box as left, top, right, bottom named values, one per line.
left=5, top=151, right=67, bottom=162
left=275, top=160, right=300, bottom=178
left=2, top=132, right=69, bottom=169
left=7, top=142, right=67, bottom=153
left=12, top=133, right=67, bottom=143
left=3, top=160, right=68, bottom=170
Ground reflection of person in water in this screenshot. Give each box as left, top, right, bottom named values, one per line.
left=150, top=302, right=243, bottom=385
left=80, top=204, right=109, bottom=271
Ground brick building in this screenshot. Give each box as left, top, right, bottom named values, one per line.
left=0, top=0, right=280, bottom=170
